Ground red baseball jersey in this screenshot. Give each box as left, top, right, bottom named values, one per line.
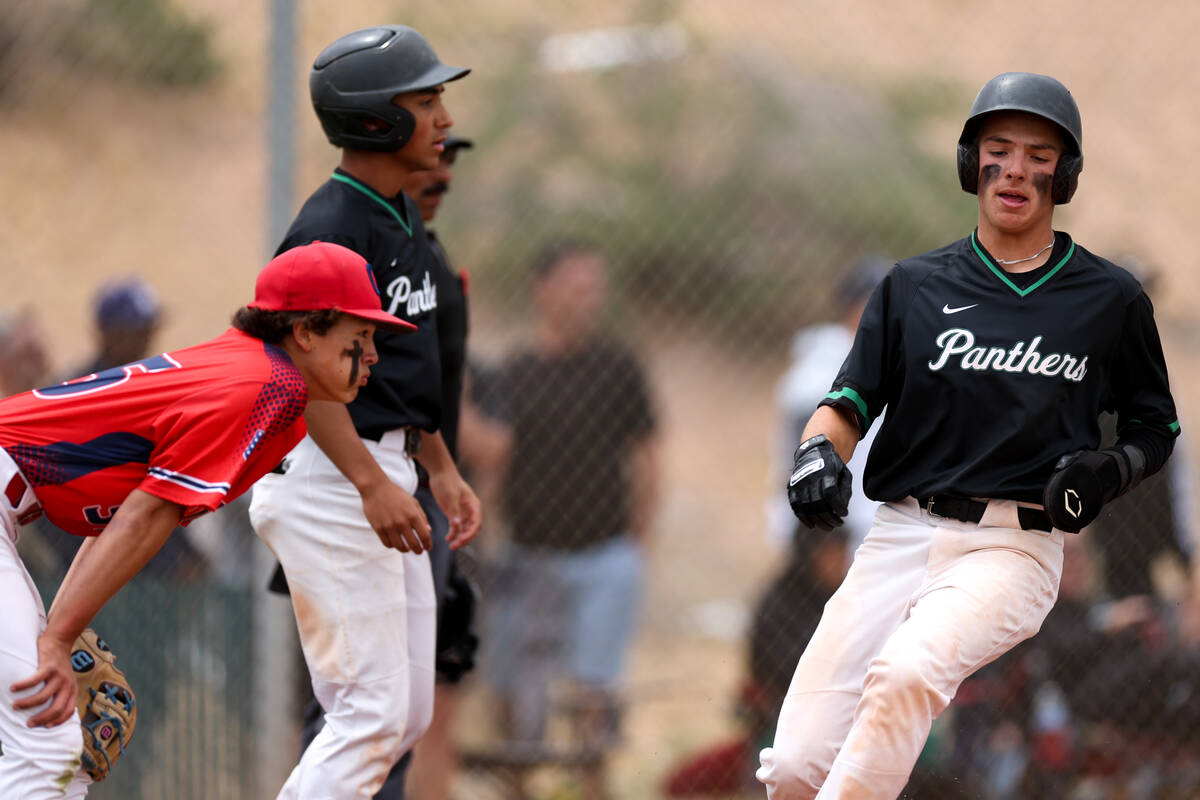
left=0, top=329, right=308, bottom=536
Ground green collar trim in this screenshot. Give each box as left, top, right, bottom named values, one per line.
left=971, top=231, right=1074, bottom=297
left=332, top=172, right=413, bottom=238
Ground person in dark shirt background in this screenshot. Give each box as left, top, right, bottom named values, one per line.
left=480, top=241, right=661, bottom=800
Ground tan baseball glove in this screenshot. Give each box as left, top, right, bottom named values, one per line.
left=71, top=628, right=137, bottom=781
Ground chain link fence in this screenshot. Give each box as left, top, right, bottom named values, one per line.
left=3, top=1, right=1200, bottom=798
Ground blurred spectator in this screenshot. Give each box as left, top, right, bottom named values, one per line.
left=746, top=523, right=850, bottom=754
left=2, top=307, right=59, bottom=577
left=1087, top=413, right=1197, bottom=640
left=480, top=241, right=660, bottom=800
left=663, top=256, right=888, bottom=798
left=0, top=308, right=50, bottom=396
left=70, top=276, right=162, bottom=377
left=1085, top=261, right=1199, bottom=647
left=662, top=522, right=851, bottom=798
left=397, top=131, right=480, bottom=800
left=919, top=530, right=1200, bottom=798
left=766, top=255, right=889, bottom=558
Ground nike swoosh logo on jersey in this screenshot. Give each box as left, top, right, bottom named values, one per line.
left=942, top=303, right=978, bottom=314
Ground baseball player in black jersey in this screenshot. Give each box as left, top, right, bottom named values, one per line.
left=249, top=26, right=482, bottom=800
left=390, top=133, right=477, bottom=800
left=267, top=134, right=479, bottom=800
left=757, top=72, right=1179, bottom=800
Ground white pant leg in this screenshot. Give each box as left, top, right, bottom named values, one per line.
left=758, top=503, right=934, bottom=800
left=815, top=504, right=1064, bottom=800
left=250, top=433, right=436, bottom=800
left=0, top=457, right=89, bottom=799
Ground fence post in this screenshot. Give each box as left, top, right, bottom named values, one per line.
left=257, top=0, right=299, bottom=796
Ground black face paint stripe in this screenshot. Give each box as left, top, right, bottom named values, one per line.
left=980, top=163, right=1001, bottom=188
left=343, top=340, right=364, bottom=388
left=1032, top=172, right=1052, bottom=198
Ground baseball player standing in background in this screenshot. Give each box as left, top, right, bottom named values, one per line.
left=0, top=241, right=411, bottom=799
left=248, top=25, right=482, bottom=800
left=757, top=71, right=1180, bottom=799
left=274, top=132, right=482, bottom=800
left=396, top=132, right=479, bottom=800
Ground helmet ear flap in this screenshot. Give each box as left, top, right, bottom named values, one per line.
left=315, top=104, right=416, bottom=152
left=957, top=141, right=980, bottom=195
left=350, top=106, right=415, bottom=151
left=1052, top=153, right=1083, bottom=204
left=391, top=109, right=416, bottom=150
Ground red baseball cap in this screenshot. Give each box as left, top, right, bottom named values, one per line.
left=249, top=241, right=416, bottom=333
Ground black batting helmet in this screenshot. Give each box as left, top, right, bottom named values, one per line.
left=957, top=72, right=1083, bottom=204
left=310, top=25, right=470, bottom=152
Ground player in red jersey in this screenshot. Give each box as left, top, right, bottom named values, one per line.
left=0, top=241, right=413, bottom=799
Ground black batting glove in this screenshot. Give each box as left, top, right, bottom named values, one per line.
left=787, top=434, right=852, bottom=531
left=1042, top=449, right=1128, bottom=533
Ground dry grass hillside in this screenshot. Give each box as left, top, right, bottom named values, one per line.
left=4, top=1, right=1200, bottom=355
left=3, top=1, right=1200, bottom=796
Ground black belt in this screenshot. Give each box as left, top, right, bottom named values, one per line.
left=351, top=427, right=423, bottom=455
left=918, top=495, right=1052, bottom=533
left=269, top=429, right=422, bottom=477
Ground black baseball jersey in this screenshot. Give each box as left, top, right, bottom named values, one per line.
left=822, top=231, right=1179, bottom=504
left=427, top=231, right=468, bottom=458
left=278, top=169, right=441, bottom=437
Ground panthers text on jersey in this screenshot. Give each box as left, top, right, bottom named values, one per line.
left=822, top=231, right=1179, bottom=503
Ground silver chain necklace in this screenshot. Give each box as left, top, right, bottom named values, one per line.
left=994, top=237, right=1055, bottom=265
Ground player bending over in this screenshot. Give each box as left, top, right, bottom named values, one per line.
left=0, top=241, right=412, bottom=799
left=758, top=72, right=1179, bottom=799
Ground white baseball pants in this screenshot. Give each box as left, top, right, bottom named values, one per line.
left=0, top=449, right=91, bottom=799
left=250, top=431, right=436, bottom=800
left=758, top=497, right=1064, bottom=800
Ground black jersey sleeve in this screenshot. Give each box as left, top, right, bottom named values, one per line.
left=1108, top=290, right=1180, bottom=475
left=818, top=266, right=906, bottom=438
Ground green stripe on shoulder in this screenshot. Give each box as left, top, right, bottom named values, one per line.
left=825, top=387, right=872, bottom=428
